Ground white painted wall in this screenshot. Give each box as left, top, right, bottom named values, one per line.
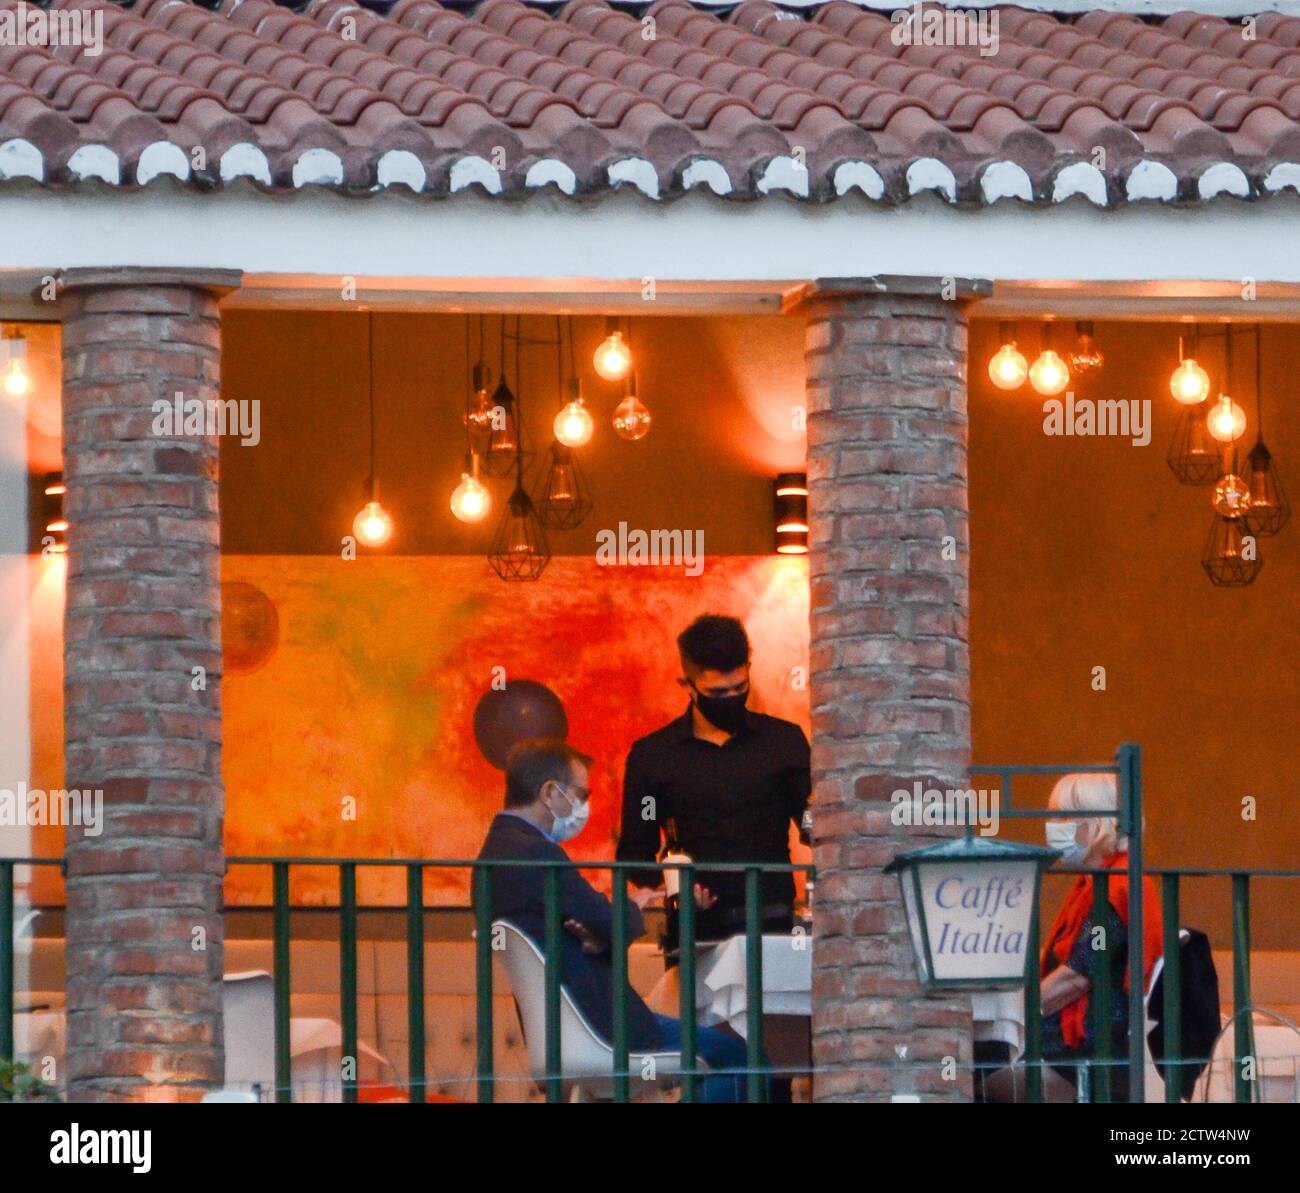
left=6, top=187, right=1300, bottom=287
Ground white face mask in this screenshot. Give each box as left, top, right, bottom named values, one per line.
left=1046, top=820, right=1087, bottom=865
left=546, top=784, right=590, bottom=843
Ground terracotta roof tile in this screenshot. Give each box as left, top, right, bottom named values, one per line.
left=1, top=0, right=1298, bottom=202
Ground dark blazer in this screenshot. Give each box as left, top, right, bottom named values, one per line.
left=474, top=812, right=663, bottom=1053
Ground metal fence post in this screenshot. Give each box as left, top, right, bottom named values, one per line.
left=272, top=861, right=292, bottom=1104
left=406, top=863, right=426, bottom=1103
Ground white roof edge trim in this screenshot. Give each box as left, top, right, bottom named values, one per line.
left=607, top=158, right=659, bottom=199
left=906, top=157, right=957, bottom=202
left=682, top=159, right=732, bottom=196
left=1263, top=162, right=1300, bottom=194
left=525, top=159, right=577, bottom=195
left=292, top=148, right=346, bottom=188
left=375, top=150, right=426, bottom=194
left=833, top=160, right=885, bottom=200
left=1126, top=159, right=1178, bottom=202
left=981, top=161, right=1034, bottom=204
left=68, top=145, right=121, bottom=185
left=0, top=139, right=43, bottom=182
left=1198, top=162, right=1251, bottom=200
left=1052, top=162, right=1108, bottom=207
left=137, top=141, right=191, bottom=186
left=758, top=156, right=810, bottom=198
left=220, top=143, right=273, bottom=185
left=449, top=156, right=501, bottom=195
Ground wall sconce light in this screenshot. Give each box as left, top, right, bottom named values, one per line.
left=3, top=327, right=31, bottom=397
left=31, top=471, right=67, bottom=555
left=774, top=472, right=808, bottom=555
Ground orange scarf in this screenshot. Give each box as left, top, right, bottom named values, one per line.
left=1040, top=853, right=1163, bottom=1049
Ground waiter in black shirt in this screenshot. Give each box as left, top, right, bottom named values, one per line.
left=617, top=614, right=811, bottom=945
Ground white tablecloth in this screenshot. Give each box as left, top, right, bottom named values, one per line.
left=648, top=934, right=812, bottom=1038
left=647, top=936, right=1027, bottom=1052
left=972, top=990, right=1026, bottom=1059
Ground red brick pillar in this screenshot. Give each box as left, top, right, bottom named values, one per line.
left=60, top=268, right=240, bottom=1102
left=797, top=278, right=984, bottom=1102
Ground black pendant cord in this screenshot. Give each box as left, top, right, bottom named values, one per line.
left=515, top=314, right=524, bottom=494
left=367, top=311, right=376, bottom=501
left=1255, top=323, right=1264, bottom=440
left=555, top=314, right=564, bottom=408
left=463, top=313, right=472, bottom=453
left=1224, top=322, right=1233, bottom=395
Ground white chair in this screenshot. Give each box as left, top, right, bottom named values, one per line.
left=492, top=920, right=684, bottom=1101
left=201, top=1090, right=259, bottom=1103
left=222, top=971, right=276, bottom=1101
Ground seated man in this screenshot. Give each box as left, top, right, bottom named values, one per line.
left=475, top=737, right=755, bottom=1102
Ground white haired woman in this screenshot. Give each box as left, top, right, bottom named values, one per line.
left=1038, top=772, right=1162, bottom=1102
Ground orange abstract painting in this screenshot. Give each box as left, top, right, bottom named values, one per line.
left=220, top=555, right=810, bottom=906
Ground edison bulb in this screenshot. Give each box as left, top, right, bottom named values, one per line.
left=988, top=343, right=1028, bottom=390
left=593, top=331, right=632, bottom=381
left=613, top=393, right=652, bottom=440
left=4, top=359, right=30, bottom=397
left=1207, top=395, right=1246, bottom=443
left=1170, top=359, right=1210, bottom=405
left=450, top=473, right=490, bottom=523
left=547, top=462, right=577, bottom=506
left=1029, top=349, right=1070, bottom=396
left=1213, top=473, right=1252, bottom=519
left=352, top=500, right=393, bottom=546
left=554, top=399, right=594, bottom=447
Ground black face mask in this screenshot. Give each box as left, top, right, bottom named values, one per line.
left=692, top=685, right=749, bottom=735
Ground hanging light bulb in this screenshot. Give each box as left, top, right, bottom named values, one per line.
left=613, top=373, right=652, bottom=440
left=1202, top=511, right=1263, bottom=587
left=464, top=361, right=495, bottom=440
left=1207, top=394, right=1246, bottom=443
left=1212, top=470, right=1252, bottom=519
left=1244, top=439, right=1290, bottom=537
left=987, top=322, right=1028, bottom=390
left=1242, top=326, right=1290, bottom=537
left=593, top=318, right=632, bottom=382
left=1170, top=340, right=1211, bottom=405
left=3, top=329, right=31, bottom=397
left=534, top=441, right=594, bottom=530
left=483, top=378, right=520, bottom=477
left=352, top=499, right=393, bottom=547
left=553, top=378, right=594, bottom=447
left=350, top=313, right=392, bottom=548
left=1029, top=325, right=1070, bottom=396
left=450, top=453, right=491, bottom=524
left=489, top=487, right=550, bottom=580
left=1068, top=321, right=1104, bottom=376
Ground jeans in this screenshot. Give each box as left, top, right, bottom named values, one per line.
left=653, top=1014, right=760, bottom=1103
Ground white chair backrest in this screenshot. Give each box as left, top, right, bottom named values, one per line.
left=491, top=920, right=625, bottom=1080
left=222, top=971, right=276, bottom=1096
left=202, top=1089, right=260, bottom=1103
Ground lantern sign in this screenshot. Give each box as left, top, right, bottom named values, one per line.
left=884, top=837, right=1060, bottom=992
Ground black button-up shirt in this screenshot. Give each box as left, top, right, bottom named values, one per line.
left=616, top=706, right=811, bottom=938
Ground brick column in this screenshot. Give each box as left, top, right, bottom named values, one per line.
left=797, top=277, right=985, bottom=1103
left=60, top=268, right=240, bottom=1102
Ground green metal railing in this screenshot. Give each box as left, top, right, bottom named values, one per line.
left=221, top=855, right=811, bottom=1103
left=2, top=823, right=1296, bottom=1102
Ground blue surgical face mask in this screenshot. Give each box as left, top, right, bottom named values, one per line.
left=1046, top=820, right=1087, bottom=865
left=546, top=784, right=590, bottom=843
